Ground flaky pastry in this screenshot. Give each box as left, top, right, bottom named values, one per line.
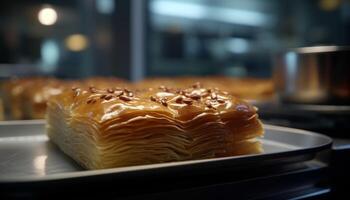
left=47, top=84, right=264, bottom=169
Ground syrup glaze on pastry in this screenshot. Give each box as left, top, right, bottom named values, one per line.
left=1, top=76, right=273, bottom=120
left=0, top=77, right=130, bottom=120
left=47, top=83, right=264, bottom=169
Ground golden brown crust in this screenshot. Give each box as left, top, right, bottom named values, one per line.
left=1, top=77, right=57, bottom=119
left=0, top=77, right=130, bottom=120
left=21, top=79, right=76, bottom=119
left=1, top=76, right=272, bottom=120
left=47, top=83, right=264, bottom=169
left=52, top=83, right=259, bottom=123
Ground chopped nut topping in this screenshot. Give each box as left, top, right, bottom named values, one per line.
left=150, top=96, right=157, bottom=102
left=73, top=85, right=230, bottom=108
left=211, top=92, right=217, bottom=100
left=217, top=99, right=226, bottom=103
left=72, top=88, right=81, bottom=97
left=175, top=96, right=183, bottom=103
left=205, top=100, right=214, bottom=109
left=104, top=95, right=114, bottom=100
left=114, top=90, right=124, bottom=97
left=127, top=92, right=134, bottom=97
left=190, top=93, right=201, bottom=100
left=119, top=96, right=132, bottom=101
left=89, top=86, right=97, bottom=93
left=87, top=98, right=96, bottom=104
left=107, top=88, right=114, bottom=93
left=160, top=99, right=168, bottom=106
left=183, top=98, right=193, bottom=105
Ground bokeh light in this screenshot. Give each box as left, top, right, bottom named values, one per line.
left=65, top=34, right=89, bottom=52
left=38, top=7, right=58, bottom=26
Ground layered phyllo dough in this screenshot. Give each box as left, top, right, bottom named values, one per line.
left=47, top=83, right=264, bottom=169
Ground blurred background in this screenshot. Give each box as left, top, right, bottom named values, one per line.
left=1, top=2, right=349, bottom=198
left=0, top=0, right=349, bottom=80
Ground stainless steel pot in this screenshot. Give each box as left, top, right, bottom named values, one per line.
left=274, top=46, right=350, bottom=105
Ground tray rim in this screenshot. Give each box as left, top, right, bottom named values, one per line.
left=0, top=119, right=45, bottom=126
left=0, top=124, right=332, bottom=183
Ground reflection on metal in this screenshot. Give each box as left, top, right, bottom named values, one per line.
left=305, top=56, right=325, bottom=100
left=0, top=135, right=47, bottom=143
left=295, top=46, right=340, bottom=54
left=285, top=52, right=297, bottom=93
left=65, top=34, right=89, bottom=52
left=96, top=0, right=115, bottom=14
left=276, top=46, right=350, bottom=104
left=150, top=0, right=271, bottom=26
left=41, top=40, right=59, bottom=72
left=33, top=155, right=47, bottom=176
left=0, top=123, right=332, bottom=182
left=38, top=6, right=58, bottom=26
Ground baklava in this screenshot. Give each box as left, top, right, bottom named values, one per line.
left=47, top=83, right=264, bottom=169
left=1, top=77, right=54, bottom=120
left=21, top=79, right=78, bottom=119
left=1, top=76, right=129, bottom=120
